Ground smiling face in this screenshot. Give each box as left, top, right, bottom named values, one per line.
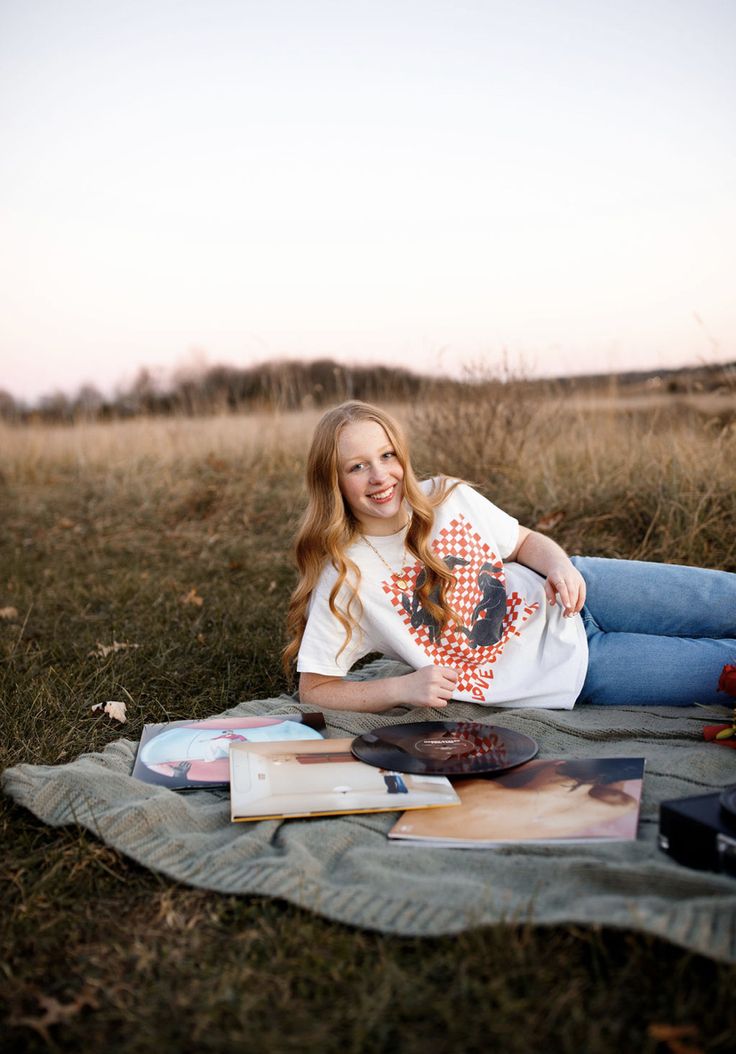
left=337, top=419, right=406, bottom=535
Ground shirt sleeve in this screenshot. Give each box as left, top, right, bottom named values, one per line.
left=296, top=568, right=373, bottom=676
left=455, top=483, right=520, bottom=560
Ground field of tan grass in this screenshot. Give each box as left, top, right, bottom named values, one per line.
left=0, top=410, right=322, bottom=476
left=2, top=390, right=735, bottom=1052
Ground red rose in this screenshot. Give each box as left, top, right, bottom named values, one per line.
left=717, top=664, right=736, bottom=697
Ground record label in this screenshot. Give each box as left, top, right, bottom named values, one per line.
left=351, top=721, right=539, bottom=776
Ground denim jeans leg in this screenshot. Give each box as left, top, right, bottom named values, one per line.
left=570, top=557, right=736, bottom=706
left=570, top=556, right=736, bottom=637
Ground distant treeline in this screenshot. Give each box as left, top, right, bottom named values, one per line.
left=0, top=360, right=445, bottom=424
left=2, top=356, right=734, bottom=424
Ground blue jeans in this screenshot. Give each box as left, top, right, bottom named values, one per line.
left=571, top=556, right=736, bottom=706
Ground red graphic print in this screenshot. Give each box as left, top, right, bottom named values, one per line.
left=382, top=515, right=538, bottom=700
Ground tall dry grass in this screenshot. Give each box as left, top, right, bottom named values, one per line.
left=3, top=390, right=734, bottom=571
left=409, top=387, right=736, bottom=570
left=0, top=411, right=321, bottom=479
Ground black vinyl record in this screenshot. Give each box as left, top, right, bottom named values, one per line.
left=351, top=720, right=539, bottom=777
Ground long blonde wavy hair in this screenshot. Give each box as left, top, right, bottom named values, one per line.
left=283, top=401, right=461, bottom=674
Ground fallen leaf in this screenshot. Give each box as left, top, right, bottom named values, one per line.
left=0, top=606, right=19, bottom=620
left=267, top=580, right=277, bottom=593
left=91, top=700, right=127, bottom=723
left=647, top=1023, right=702, bottom=1054
left=56, top=516, right=76, bottom=529
left=534, top=510, right=566, bottom=532
left=180, top=587, right=204, bottom=607
left=88, top=640, right=140, bottom=658
left=10, top=989, right=99, bottom=1044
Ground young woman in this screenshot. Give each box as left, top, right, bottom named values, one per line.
left=284, top=401, right=736, bottom=713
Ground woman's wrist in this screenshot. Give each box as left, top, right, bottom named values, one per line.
left=300, top=672, right=407, bottom=712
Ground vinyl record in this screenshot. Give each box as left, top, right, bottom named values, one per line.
left=351, top=721, right=539, bottom=777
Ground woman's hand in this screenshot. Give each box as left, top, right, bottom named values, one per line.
left=512, top=528, right=586, bottom=618
left=401, top=665, right=458, bottom=708
left=544, top=561, right=586, bottom=617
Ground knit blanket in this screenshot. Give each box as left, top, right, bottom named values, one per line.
left=4, top=659, right=736, bottom=962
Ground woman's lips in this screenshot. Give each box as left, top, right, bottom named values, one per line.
left=368, top=483, right=397, bottom=504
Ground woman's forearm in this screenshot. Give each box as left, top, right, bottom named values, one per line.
left=513, top=529, right=573, bottom=576
left=299, top=672, right=406, bottom=712
left=299, top=664, right=458, bottom=713
left=513, top=528, right=586, bottom=615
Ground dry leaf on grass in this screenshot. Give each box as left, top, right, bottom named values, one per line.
left=91, top=700, right=127, bottom=723
left=180, top=587, right=204, bottom=607
left=205, top=453, right=228, bottom=472
left=534, top=510, right=566, bottom=532
left=10, top=989, right=99, bottom=1044
left=88, top=640, right=140, bottom=658
left=647, top=1023, right=703, bottom=1054
left=0, top=606, right=19, bottom=620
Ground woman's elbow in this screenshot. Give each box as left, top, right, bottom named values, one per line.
left=298, top=673, right=343, bottom=707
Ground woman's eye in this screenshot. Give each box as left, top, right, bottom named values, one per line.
left=349, top=463, right=364, bottom=473
left=382, top=451, right=395, bottom=460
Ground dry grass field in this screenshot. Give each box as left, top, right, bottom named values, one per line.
left=2, top=386, right=736, bottom=1052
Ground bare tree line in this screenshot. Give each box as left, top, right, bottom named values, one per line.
left=1, top=355, right=734, bottom=424
left=0, top=359, right=437, bottom=424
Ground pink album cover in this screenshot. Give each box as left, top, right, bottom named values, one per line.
left=132, top=712, right=326, bottom=790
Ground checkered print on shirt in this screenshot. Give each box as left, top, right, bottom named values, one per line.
left=381, top=514, right=538, bottom=699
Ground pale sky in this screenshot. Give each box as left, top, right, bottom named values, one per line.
left=1, top=0, right=735, bottom=402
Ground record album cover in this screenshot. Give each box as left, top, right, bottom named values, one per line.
left=388, top=757, right=646, bottom=847
left=132, top=712, right=326, bottom=790
left=229, top=737, right=460, bottom=822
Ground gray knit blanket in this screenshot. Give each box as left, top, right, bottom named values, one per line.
left=4, top=659, right=736, bottom=962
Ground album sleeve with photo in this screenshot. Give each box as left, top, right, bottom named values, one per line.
left=388, top=757, right=646, bottom=847
left=229, top=737, right=461, bottom=822
left=132, top=712, right=326, bottom=790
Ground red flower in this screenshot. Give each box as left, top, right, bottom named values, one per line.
left=717, top=664, right=736, bottom=697
left=704, top=725, right=736, bottom=749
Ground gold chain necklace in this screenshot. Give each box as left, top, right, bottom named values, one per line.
left=361, top=530, right=411, bottom=591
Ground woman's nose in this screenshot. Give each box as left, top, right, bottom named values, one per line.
left=369, top=462, right=388, bottom=483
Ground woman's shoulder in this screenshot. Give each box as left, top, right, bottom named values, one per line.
left=419, top=475, right=476, bottom=503
left=311, top=544, right=364, bottom=597
left=422, top=478, right=517, bottom=526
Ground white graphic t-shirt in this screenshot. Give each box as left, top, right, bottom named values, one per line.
left=297, top=481, right=589, bottom=709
